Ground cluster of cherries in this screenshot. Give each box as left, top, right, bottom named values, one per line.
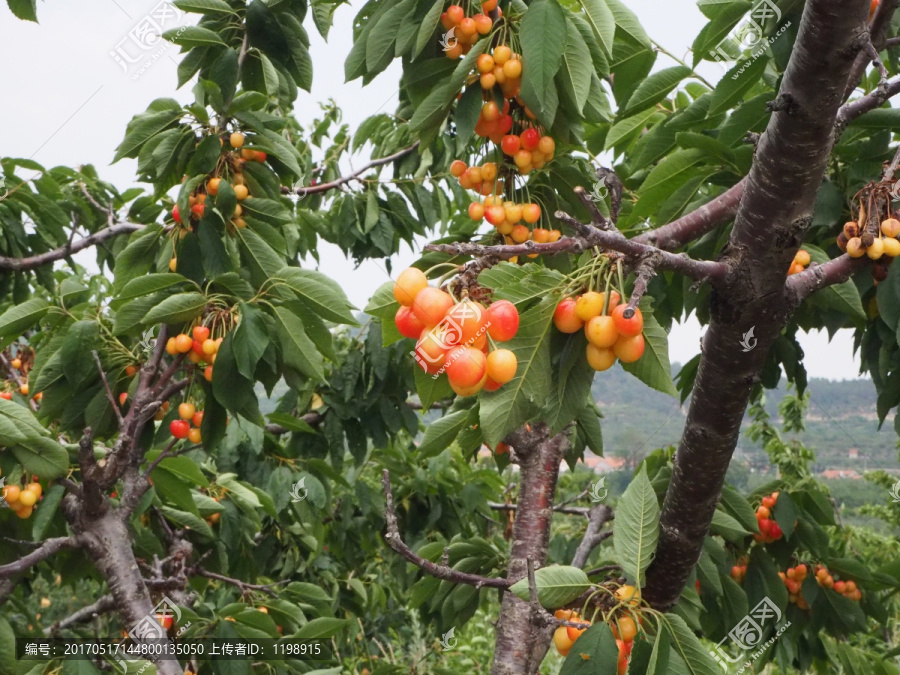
left=552, top=585, right=640, bottom=674
left=786, top=249, right=810, bottom=276
left=1, top=354, right=39, bottom=401
left=439, top=1, right=499, bottom=59
left=553, top=291, right=646, bottom=370
left=1, top=475, right=42, bottom=520
left=811, top=564, right=862, bottom=602
left=475, top=48, right=522, bottom=101
left=164, top=325, right=223, bottom=386
left=169, top=132, right=262, bottom=271
left=753, top=490, right=784, bottom=543
left=839, top=217, right=900, bottom=260
left=169, top=402, right=204, bottom=444
left=393, top=268, right=521, bottom=396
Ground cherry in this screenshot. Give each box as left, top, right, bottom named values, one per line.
left=191, top=203, right=205, bottom=219
left=193, top=326, right=210, bottom=343
left=566, top=625, right=586, bottom=642
left=485, top=205, right=506, bottom=225
left=586, top=316, right=618, bottom=348
left=504, top=203, right=523, bottom=224
left=415, top=329, right=449, bottom=374
left=474, top=13, right=492, bottom=34
left=179, top=402, right=196, bottom=421
left=230, top=132, right=245, bottom=148
left=170, top=420, right=190, bottom=439
left=501, top=134, right=520, bottom=156
left=482, top=0, right=497, bottom=10
left=234, top=184, right=249, bottom=200
left=575, top=291, right=603, bottom=321
left=538, top=136, right=555, bottom=156
left=613, top=334, right=645, bottom=363
left=446, top=300, right=488, bottom=345
left=502, top=58, right=522, bottom=79
left=192, top=340, right=206, bottom=357
left=174, top=334, right=193, bottom=353
left=394, top=267, right=428, bottom=307
left=522, top=203, right=541, bottom=223
left=480, top=72, right=497, bottom=89
left=482, top=101, right=500, bottom=122
left=0, top=392, right=11, bottom=400
left=19, top=384, right=28, bottom=396
left=188, top=428, right=202, bottom=444
left=486, top=300, right=519, bottom=341
left=396, top=306, right=427, bottom=339
left=513, top=150, right=532, bottom=169
left=468, top=202, right=485, bottom=220
left=119, top=392, right=128, bottom=406
left=412, top=287, right=454, bottom=328
left=207, top=178, right=221, bottom=196
left=612, top=305, right=643, bottom=337
left=255, top=151, right=267, bottom=163
left=450, top=160, right=467, bottom=177
left=446, top=4, right=464, bottom=23
left=756, top=505, right=770, bottom=519
left=192, top=411, right=204, bottom=427
left=493, top=45, right=512, bottom=65
left=204, top=365, right=214, bottom=382
left=486, top=349, right=517, bottom=384
left=586, top=344, right=616, bottom=371
left=446, top=346, right=487, bottom=388
left=554, top=298, right=583, bottom=333
left=458, top=17, right=476, bottom=36
left=125, top=364, right=138, bottom=377
left=172, top=205, right=182, bottom=224
left=202, top=339, right=217, bottom=355
left=10, top=358, right=21, bottom=369
left=511, top=224, right=530, bottom=243
left=497, top=114, right=513, bottom=134
left=614, top=616, right=637, bottom=641
left=520, top=128, right=540, bottom=150
left=476, top=54, right=494, bottom=74
left=553, top=626, right=574, bottom=657
left=449, top=372, right=487, bottom=397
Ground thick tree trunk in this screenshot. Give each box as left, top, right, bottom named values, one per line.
left=64, top=498, right=183, bottom=675
left=491, top=425, right=569, bottom=675
left=643, top=0, right=870, bottom=610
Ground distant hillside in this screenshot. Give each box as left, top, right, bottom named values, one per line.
left=594, top=363, right=897, bottom=474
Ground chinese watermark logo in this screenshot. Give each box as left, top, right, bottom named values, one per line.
left=590, top=175, right=610, bottom=203
left=290, top=477, right=308, bottom=503
left=708, top=0, right=788, bottom=74
left=590, top=477, right=608, bottom=503
left=115, top=596, right=191, bottom=673
left=109, top=1, right=187, bottom=80
left=411, top=303, right=491, bottom=380
left=890, top=479, right=900, bottom=503
left=739, top=326, right=757, bottom=352
left=439, top=626, right=458, bottom=651
left=709, top=597, right=791, bottom=673
left=439, top=27, right=458, bottom=52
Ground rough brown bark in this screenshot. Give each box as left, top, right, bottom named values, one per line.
left=490, top=424, right=570, bottom=675
left=642, top=0, right=870, bottom=611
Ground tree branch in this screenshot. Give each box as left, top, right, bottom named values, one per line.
left=0, top=537, right=77, bottom=578
left=381, top=470, right=511, bottom=589
left=836, top=76, right=900, bottom=131
left=284, top=143, right=420, bottom=196
left=571, top=504, right=614, bottom=569
left=93, top=350, right=124, bottom=427
left=190, top=568, right=289, bottom=596
left=0, top=223, right=143, bottom=271
left=488, top=502, right=591, bottom=516
left=44, top=595, right=116, bottom=635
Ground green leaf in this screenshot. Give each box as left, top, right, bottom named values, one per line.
left=580, top=0, right=615, bottom=57
left=710, top=509, right=753, bottom=542
left=414, top=0, right=444, bottom=57
left=7, top=0, right=37, bottom=21
left=112, top=226, right=164, bottom=292
left=272, top=307, right=326, bottom=382
left=621, top=66, right=690, bottom=117
left=237, top=228, right=285, bottom=286
left=157, top=455, right=209, bottom=487
left=520, top=0, right=567, bottom=127
left=173, top=0, right=236, bottom=13
left=478, top=298, right=556, bottom=447
left=605, top=108, right=660, bottom=151
left=163, top=25, right=228, bottom=47
left=708, top=55, right=770, bottom=116
left=0, top=617, right=15, bottom=675
left=232, top=302, right=269, bottom=380
left=414, top=364, right=455, bottom=409
left=294, top=617, right=350, bottom=639
left=114, top=109, right=183, bottom=162
left=0, top=297, right=49, bottom=337
left=159, top=505, right=215, bottom=539
left=116, top=273, right=188, bottom=305
left=613, top=464, right=660, bottom=586
left=266, top=412, right=317, bottom=434
left=142, top=292, right=207, bottom=326
left=559, top=21, right=594, bottom=113
left=662, top=614, right=721, bottom=674
left=719, top=484, right=760, bottom=534
left=478, top=262, right=565, bottom=305
left=633, top=149, right=706, bottom=219
left=61, top=321, right=101, bottom=390
left=274, top=267, right=358, bottom=324
left=606, top=0, right=652, bottom=48
left=509, top=565, right=592, bottom=609
left=803, top=244, right=865, bottom=323
left=32, top=484, right=64, bottom=541
left=12, top=436, right=70, bottom=480
left=621, top=297, right=677, bottom=396
left=558, top=622, right=618, bottom=674
left=418, top=409, right=470, bottom=457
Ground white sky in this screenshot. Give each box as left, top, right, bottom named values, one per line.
left=0, top=0, right=864, bottom=380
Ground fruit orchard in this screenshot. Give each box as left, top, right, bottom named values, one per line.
left=2, top=0, right=900, bottom=673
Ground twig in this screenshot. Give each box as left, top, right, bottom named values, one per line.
left=624, top=259, right=656, bottom=318
left=585, top=564, right=622, bottom=577
left=0, top=223, right=143, bottom=271
left=45, top=595, right=116, bottom=635
left=571, top=504, right=615, bottom=569
left=487, top=502, right=591, bottom=516
left=93, top=351, right=124, bottom=427
left=285, top=143, right=420, bottom=197
left=885, top=144, right=900, bottom=181
left=382, top=470, right=511, bottom=589
left=0, top=537, right=77, bottom=578
left=191, top=568, right=289, bottom=596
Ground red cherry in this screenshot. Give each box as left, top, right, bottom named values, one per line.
left=501, top=135, right=521, bottom=156
left=191, top=203, right=205, bottom=218
left=395, top=306, right=427, bottom=339
left=172, top=205, right=182, bottom=224
left=497, top=114, right=513, bottom=134
left=486, top=300, right=520, bottom=342
left=169, top=420, right=190, bottom=439
left=521, top=128, right=540, bottom=150
left=192, top=340, right=206, bottom=357
left=192, top=326, right=210, bottom=343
